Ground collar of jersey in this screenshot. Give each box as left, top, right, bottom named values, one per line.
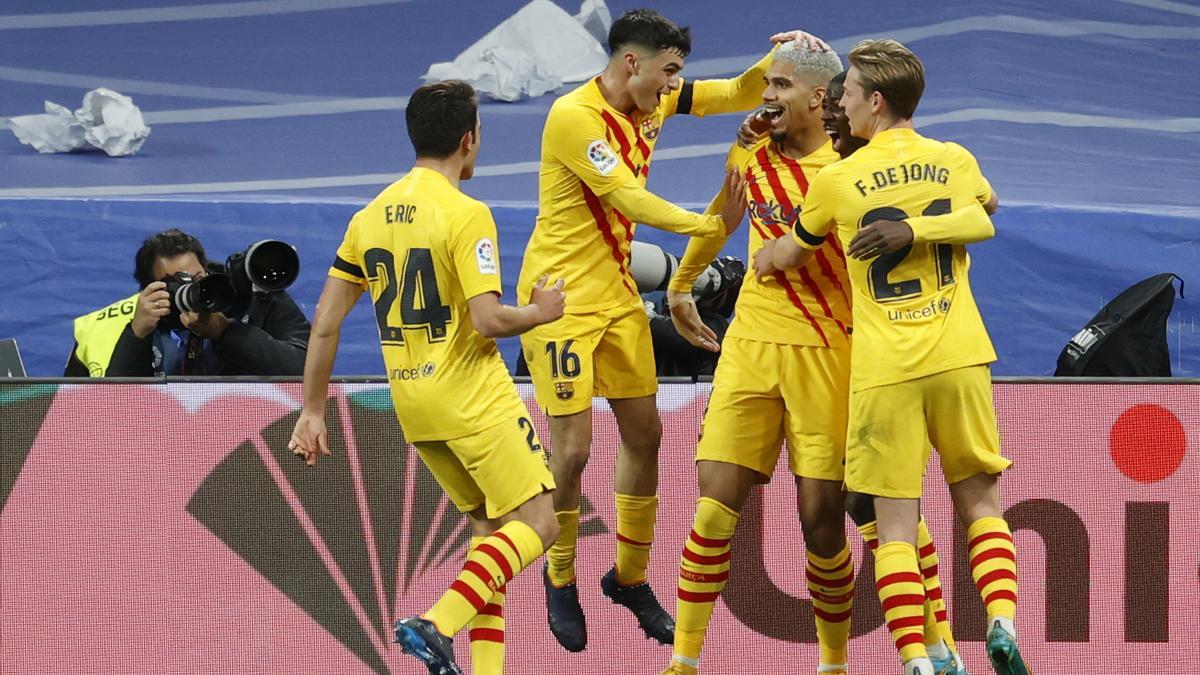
left=408, top=166, right=452, bottom=185
left=869, top=127, right=919, bottom=145
left=584, top=76, right=636, bottom=122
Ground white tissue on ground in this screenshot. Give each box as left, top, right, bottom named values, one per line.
left=422, top=0, right=613, bottom=102
left=5, top=88, right=150, bottom=157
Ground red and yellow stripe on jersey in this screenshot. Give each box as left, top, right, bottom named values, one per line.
left=795, top=128, right=998, bottom=391
left=519, top=51, right=773, bottom=315
left=329, top=167, right=526, bottom=442
left=672, top=138, right=851, bottom=349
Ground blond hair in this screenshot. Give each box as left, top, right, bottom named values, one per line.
left=773, top=40, right=843, bottom=87
left=847, top=39, right=925, bottom=120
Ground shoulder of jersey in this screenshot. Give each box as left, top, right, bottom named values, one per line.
left=939, top=140, right=975, bottom=163
left=815, top=141, right=840, bottom=162
left=728, top=136, right=770, bottom=169
left=554, top=80, right=594, bottom=108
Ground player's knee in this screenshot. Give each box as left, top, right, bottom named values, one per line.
left=844, top=491, right=876, bottom=527
left=553, top=441, right=591, bottom=477
left=622, top=414, right=662, bottom=456
left=800, top=513, right=846, bottom=557
left=516, top=491, right=560, bottom=550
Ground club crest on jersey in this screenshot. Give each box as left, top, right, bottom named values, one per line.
left=587, top=140, right=619, bottom=176
left=640, top=117, right=661, bottom=140
left=555, top=382, right=575, bottom=400
left=476, top=238, right=497, bottom=275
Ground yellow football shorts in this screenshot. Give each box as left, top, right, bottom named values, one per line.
left=521, top=301, right=658, bottom=416
left=414, top=412, right=556, bottom=519
left=845, top=364, right=1011, bottom=499
left=697, top=337, right=850, bottom=481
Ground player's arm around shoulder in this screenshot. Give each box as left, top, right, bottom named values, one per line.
left=759, top=166, right=836, bottom=275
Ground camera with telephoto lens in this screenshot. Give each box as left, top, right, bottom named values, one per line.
left=159, top=239, right=300, bottom=329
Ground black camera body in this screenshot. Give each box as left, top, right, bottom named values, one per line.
left=158, top=239, right=300, bottom=330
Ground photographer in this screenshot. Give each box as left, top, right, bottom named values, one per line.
left=64, top=229, right=310, bottom=376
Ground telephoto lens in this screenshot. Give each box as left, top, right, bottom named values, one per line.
left=226, top=240, right=300, bottom=294
left=170, top=272, right=237, bottom=314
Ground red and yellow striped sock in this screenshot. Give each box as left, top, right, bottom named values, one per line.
left=467, top=536, right=505, bottom=675
left=424, top=520, right=543, bottom=637
left=674, top=497, right=739, bottom=662
left=807, top=544, right=854, bottom=666
left=614, top=493, right=657, bottom=585
left=545, top=509, right=580, bottom=587
left=875, top=541, right=928, bottom=664
left=967, top=516, right=1018, bottom=623
left=861, top=518, right=958, bottom=654
left=916, top=518, right=958, bottom=654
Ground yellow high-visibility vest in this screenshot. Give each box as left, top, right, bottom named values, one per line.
left=72, top=293, right=139, bottom=377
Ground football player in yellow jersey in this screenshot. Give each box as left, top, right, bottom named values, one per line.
left=289, top=81, right=565, bottom=675
left=519, top=8, right=831, bottom=652
left=767, top=41, right=1030, bottom=675
left=657, top=40, right=851, bottom=675
left=824, top=70, right=968, bottom=675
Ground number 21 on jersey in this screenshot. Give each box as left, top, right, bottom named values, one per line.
left=859, top=197, right=956, bottom=303
left=364, top=247, right=452, bottom=345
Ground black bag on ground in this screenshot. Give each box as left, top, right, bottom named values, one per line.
left=1055, top=273, right=1182, bottom=376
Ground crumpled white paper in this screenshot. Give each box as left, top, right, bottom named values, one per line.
left=574, top=0, right=613, bottom=45
left=423, top=0, right=613, bottom=102
left=5, top=88, right=151, bottom=157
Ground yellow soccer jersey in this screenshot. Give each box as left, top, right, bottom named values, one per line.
left=796, top=128, right=997, bottom=391
left=519, top=54, right=772, bottom=315
left=726, top=138, right=850, bottom=348
left=329, top=167, right=526, bottom=442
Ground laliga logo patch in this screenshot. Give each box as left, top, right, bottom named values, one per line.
left=475, top=238, right=497, bottom=275
left=586, top=140, right=619, bottom=176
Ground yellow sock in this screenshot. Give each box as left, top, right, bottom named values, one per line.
left=674, top=497, right=739, bottom=662
left=857, top=520, right=879, bottom=552
left=916, top=518, right=958, bottom=654
left=424, top=521, right=542, bottom=637
left=875, top=541, right=928, bottom=664
left=807, top=544, right=854, bottom=666
left=967, top=516, right=1018, bottom=623
left=467, top=536, right=505, bottom=675
left=614, top=493, right=657, bottom=585
left=546, top=509, right=580, bottom=587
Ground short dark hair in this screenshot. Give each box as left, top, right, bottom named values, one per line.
left=608, top=9, right=691, bottom=58
left=134, top=228, right=208, bottom=287
left=406, top=80, right=478, bottom=158
left=829, top=70, right=848, bottom=88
